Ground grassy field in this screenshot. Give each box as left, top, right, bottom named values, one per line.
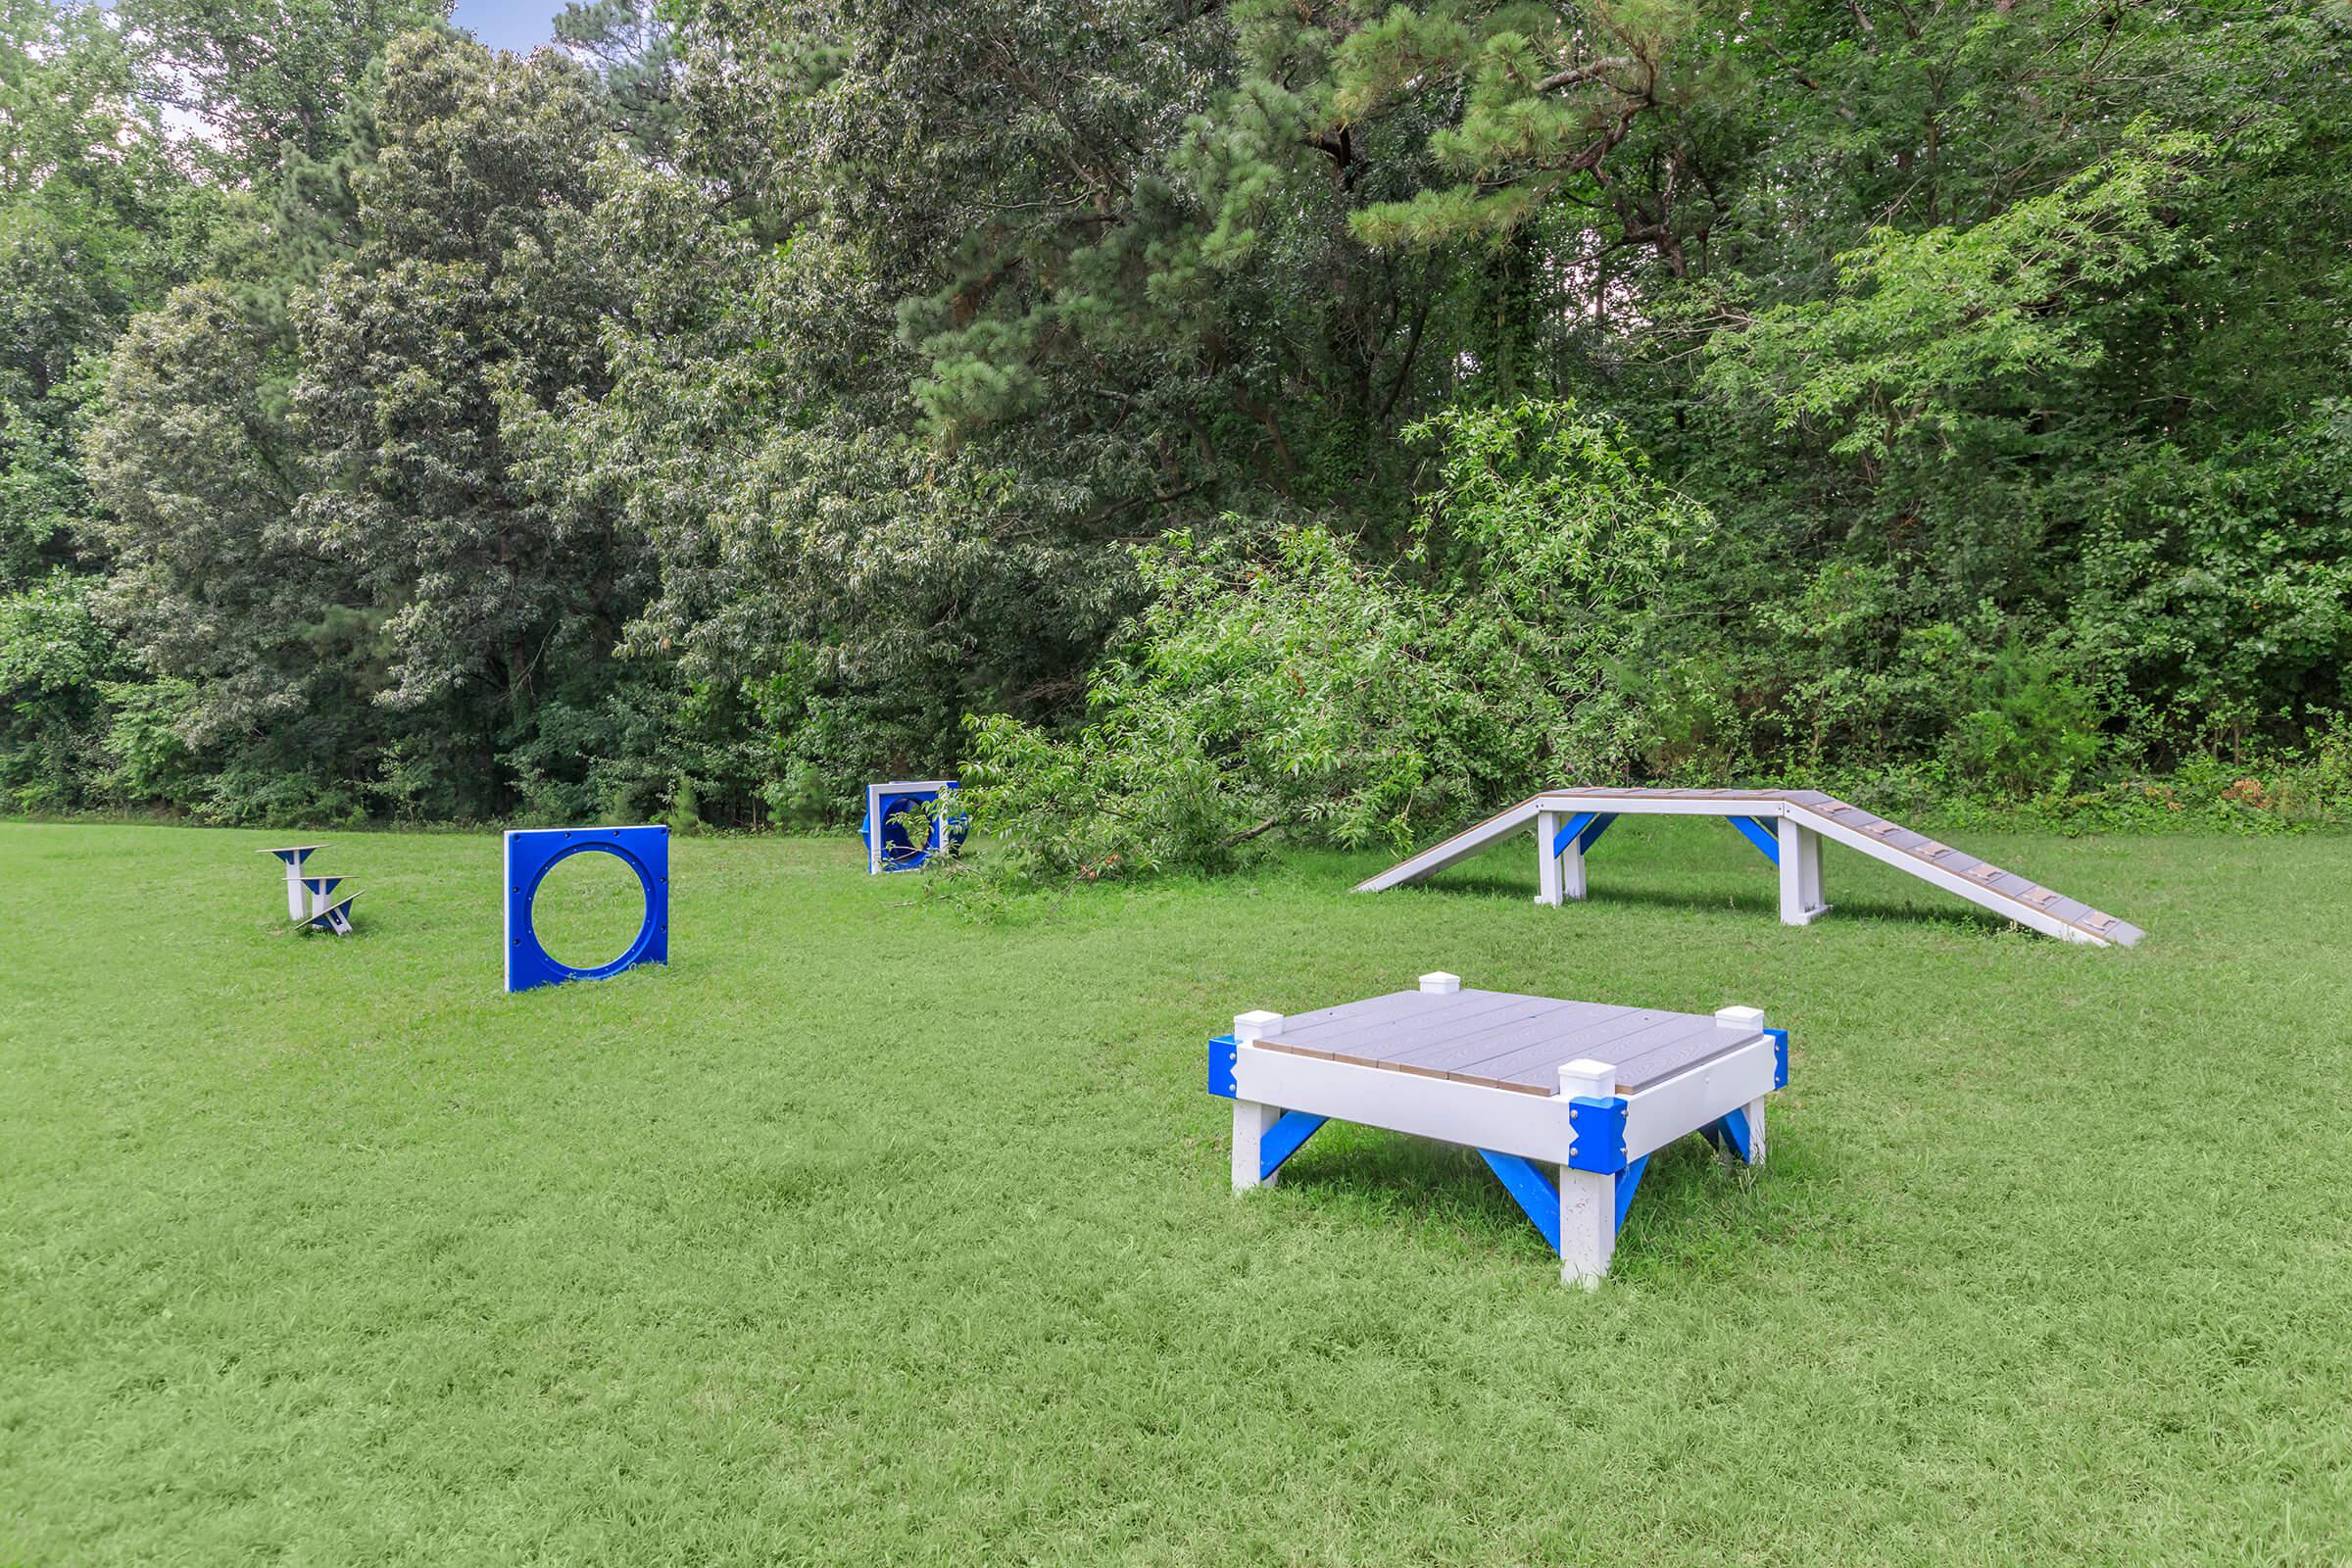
left=4, top=817, right=2349, bottom=1564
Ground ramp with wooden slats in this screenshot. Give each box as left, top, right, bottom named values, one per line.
left=1354, top=787, right=2144, bottom=947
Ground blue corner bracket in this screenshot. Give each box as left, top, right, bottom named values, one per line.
left=1565, top=1095, right=1629, bottom=1173
left=504, top=825, right=669, bottom=994
left=1207, top=1035, right=1238, bottom=1099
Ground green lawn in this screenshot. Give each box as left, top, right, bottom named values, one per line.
left=4, top=818, right=2348, bottom=1563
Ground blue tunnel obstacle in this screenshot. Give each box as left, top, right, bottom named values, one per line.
left=861, top=780, right=968, bottom=874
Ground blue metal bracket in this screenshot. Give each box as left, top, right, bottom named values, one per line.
left=1549, top=810, right=1619, bottom=859
left=1259, top=1111, right=1326, bottom=1181
left=1478, top=1149, right=1561, bottom=1252
left=1565, top=1095, right=1629, bottom=1173
left=1614, top=1153, right=1650, bottom=1232
left=1766, top=1027, right=1789, bottom=1089
left=1729, top=814, right=1781, bottom=865
left=1207, top=1035, right=1238, bottom=1099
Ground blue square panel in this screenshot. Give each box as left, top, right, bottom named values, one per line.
left=504, top=825, right=669, bottom=993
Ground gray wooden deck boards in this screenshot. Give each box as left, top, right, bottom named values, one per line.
left=1253, top=991, right=1760, bottom=1098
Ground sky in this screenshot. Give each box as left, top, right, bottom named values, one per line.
left=449, top=0, right=564, bottom=54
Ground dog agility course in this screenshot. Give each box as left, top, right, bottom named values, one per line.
left=7, top=819, right=2333, bottom=1563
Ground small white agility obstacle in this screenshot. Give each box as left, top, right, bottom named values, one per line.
left=1207, top=972, right=1787, bottom=1285
left=259, top=844, right=360, bottom=935
left=1356, top=787, right=2144, bottom=946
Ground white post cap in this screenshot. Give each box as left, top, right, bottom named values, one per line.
left=1559, top=1058, right=1616, bottom=1099
left=1418, top=972, right=1461, bottom=994
left=1715, top=1004, right=1767, bottom=1031
left=1234, top=1009, right=1285, bottom=1044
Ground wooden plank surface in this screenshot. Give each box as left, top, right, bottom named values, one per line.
left=1254, top=991, right=1757, bottom=1097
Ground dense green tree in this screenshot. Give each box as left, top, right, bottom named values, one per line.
left=294, top=29, right=644, bottom=816
left=0, top=0, right=200, bottom=807
left=118, top=0, right=447, bottom=173
left=83, top=283, right=382, bottom=817
left=7, top=0, right=2351, bottom=832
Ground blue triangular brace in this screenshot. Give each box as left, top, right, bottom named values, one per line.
left=1258, top=1111, right=1326, bottom=1182
left=1550, top=811, right=1619, bottom=859
left=1703, top=1106, right=1758, bottom=1162
left=1728, top=814, right=1780, bottom=865
left=1477, top=1150, right=1651, bottom=1253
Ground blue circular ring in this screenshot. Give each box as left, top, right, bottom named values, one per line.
left=519, top=843, right=661, bottom=980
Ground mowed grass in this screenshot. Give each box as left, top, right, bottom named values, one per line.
left=4, top=817, right=2349, bottom=1565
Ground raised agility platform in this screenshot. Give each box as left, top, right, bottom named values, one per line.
left=1207, top=971, right=1787, bottom=1285
left=1355, top=788, right=2143, bottom=947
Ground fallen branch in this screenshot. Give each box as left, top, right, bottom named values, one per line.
left=1221, top=815, right=1281, bottom=848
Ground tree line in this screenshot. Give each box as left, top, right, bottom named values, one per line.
left=4, top=0, right=2349, bottom=857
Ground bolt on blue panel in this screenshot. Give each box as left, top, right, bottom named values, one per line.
left=1565, top=1095, right=1630, bottom=1173
left=504, top=825, right=669, bottom=994
left=1207, top=1035, right=1239, bottom=1099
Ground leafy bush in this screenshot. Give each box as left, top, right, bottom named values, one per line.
left=960, top=401, right=1714, bottom=883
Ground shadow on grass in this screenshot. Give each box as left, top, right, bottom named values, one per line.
left=1401, top=871, right=2024, bottom=939
left=1274, top=1128, right=1757, bottom=1264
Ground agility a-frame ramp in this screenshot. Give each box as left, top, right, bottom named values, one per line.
left=1356, top=788, right=2144, bottom=947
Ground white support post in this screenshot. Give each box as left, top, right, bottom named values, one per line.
left=1418, top=971, right=1460, bottom=994
left=1558, top=1170, right=1615, bottom=1288
left=1798, top=825, right=1824, bottom=917
left=1710, top=1007, right=1770, bottom=1169
left=1231, top=1009, right=1286, bottom=1192
left=1777, top=818, right=1822, bottom=926
left=1557, top=1058, right=1618, bottom=1287
left=1534, top=810, right=1564, bottom=906
left=1561, top=826, right=1589, bottom=903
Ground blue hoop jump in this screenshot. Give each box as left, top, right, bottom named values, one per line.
left=504, top=825, right=669, bottom=993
